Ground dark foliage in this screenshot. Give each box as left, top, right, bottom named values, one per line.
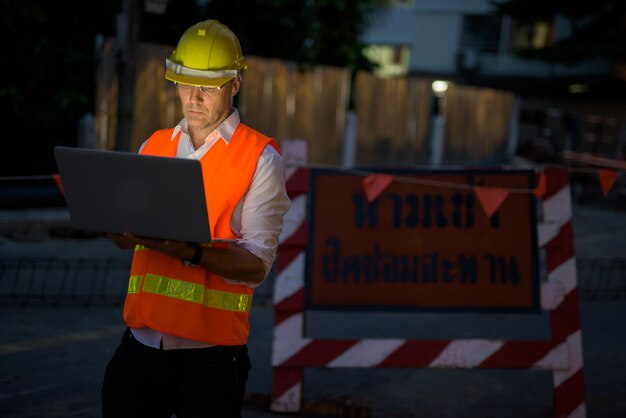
left=1, top=0, right=382, bottom=176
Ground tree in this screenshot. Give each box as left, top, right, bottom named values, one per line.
left=0, top=0, right=385, bottom=176
left=192, top=0, right=384, bottom=72
left=0, top=0, right=121, bottom=176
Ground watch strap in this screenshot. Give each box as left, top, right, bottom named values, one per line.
left=182, top=242, right=203, bottom=266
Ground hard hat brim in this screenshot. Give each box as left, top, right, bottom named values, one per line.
left=165, top=68, right=235, bottom=88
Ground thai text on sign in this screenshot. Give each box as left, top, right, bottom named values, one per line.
left=306, top=169, right=540, bottom=312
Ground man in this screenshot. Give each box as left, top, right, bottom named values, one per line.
left=101, top=19, right=290, bottom=418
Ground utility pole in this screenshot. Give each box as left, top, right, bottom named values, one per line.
left=114, top=0, right=140, bottom=151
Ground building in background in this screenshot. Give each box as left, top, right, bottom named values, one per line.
left=358, top=0, right=625, bottom=173
left=362, top=0, right=613, bottom=91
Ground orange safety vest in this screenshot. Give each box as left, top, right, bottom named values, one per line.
left=123, top=123, right=279, bottom=345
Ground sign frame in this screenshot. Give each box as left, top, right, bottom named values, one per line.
left=271, top=167, right=586, bottom=418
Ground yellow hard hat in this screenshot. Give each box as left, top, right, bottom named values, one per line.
left=165, top=19, right=247, bottom=87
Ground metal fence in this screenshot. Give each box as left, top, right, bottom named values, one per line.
left=1, top=256, right=623, bottom=307
left=0, top=257, right=130, bottom=307
left=577, top=258, right=626, bottom=300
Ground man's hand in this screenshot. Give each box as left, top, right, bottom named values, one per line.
left=108, top=232, right=265, bottom=284
left=107, top=233, right=135, bottom=250
left=108, top=232, right=194, bottom=260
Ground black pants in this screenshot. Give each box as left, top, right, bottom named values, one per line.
left=101, top=329, right=251, bottom=418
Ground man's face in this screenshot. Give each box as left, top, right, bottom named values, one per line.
left=177, top=78, right=240, bottom=134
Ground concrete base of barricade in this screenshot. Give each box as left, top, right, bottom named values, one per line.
left=245, top=392, right=373, bottom=418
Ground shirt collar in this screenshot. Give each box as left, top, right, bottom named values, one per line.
left=171, top=108, right=240, bottom=145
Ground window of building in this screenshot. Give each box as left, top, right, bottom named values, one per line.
left=509, top=20, right=555, bottom=50
left=363, top=45, right=411, bottom=77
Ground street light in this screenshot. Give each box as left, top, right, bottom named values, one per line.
left=432, top=80, right=449, bottom=97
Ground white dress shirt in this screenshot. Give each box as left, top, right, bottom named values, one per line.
left=132, top=109, right=290, bottom=349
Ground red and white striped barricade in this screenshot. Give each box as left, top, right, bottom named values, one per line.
left=271, top=166, right=585, bottom=418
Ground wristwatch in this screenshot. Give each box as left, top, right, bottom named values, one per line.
left=181, top=242, right=203, bottom=267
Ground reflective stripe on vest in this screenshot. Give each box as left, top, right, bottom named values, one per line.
left=128, top=275, right=143, bottom=294
left=127, top=273, right=251, bottom=312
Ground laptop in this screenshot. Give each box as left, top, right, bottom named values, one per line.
left=53, top=146, right=231, bottom=243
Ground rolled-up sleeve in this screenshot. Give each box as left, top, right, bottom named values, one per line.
left=224, top=145, right=291, bottom=287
